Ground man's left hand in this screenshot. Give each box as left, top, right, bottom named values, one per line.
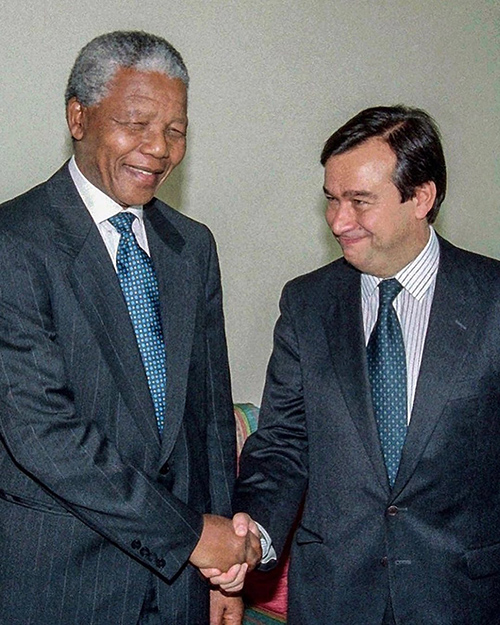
left=210, top=589, right=244, bottom=625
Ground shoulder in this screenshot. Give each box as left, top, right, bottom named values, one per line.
left=0, top=181, right=57, bottom=257
left=283, top=256, right=358, bottom=298
left=438, top=236, right=500, bottom=291
left=147, top=197, right=215, bottom=250
left=0, top=164, right=73, bottom=238
left=0, top=180, right=50, bottom=224
left=146, top=198, right=220, bottom=282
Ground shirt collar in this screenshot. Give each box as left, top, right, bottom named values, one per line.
left=68, top=156, right=143, bottom=225
left=361, top=227, right=440, bottom=303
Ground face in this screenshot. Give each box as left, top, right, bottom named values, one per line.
left=67, top=67, right=188, bottom=207
left=323, top=138, right=433, bottom=278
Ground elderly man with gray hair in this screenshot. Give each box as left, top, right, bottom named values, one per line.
left=0, top=30, right=259, bottom=625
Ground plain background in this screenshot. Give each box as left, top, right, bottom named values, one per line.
left=0, top=0, right=498, bottom=404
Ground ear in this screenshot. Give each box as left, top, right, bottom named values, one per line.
left=413, top=181, right=437, bottom=220
left=66, top=97, right=86, bottom=141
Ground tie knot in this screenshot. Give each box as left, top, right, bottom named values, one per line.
left=378, top=278, right=403, bottom=307
left=109, top=212, right=136, bottom=235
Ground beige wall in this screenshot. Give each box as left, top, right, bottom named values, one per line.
left=1, top=0, right=498, bottom=403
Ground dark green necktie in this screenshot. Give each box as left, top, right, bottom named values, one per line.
left=367, top=279, right=407, bottom=486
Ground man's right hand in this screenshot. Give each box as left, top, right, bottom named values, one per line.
left=189, top=514, right=262, bottom=573
left=198, top=513, right=262, bottom=593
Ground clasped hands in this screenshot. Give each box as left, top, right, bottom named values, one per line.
left=189, top=513, right=260, bottom=592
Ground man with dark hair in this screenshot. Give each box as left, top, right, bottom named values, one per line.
left=223, top=105, right=500, bottom=624
left=0, top=30, right=259, bottom=624
left=320, top=105, right=447, bottom=224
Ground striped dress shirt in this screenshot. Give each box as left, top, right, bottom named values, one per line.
left=361, top=228, right=440, bottom=422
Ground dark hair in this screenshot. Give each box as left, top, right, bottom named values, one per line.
left=320, top=105, right=446, bottom=223
left=65, top=30, right=188, bottom=107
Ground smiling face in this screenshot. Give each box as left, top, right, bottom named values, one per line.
left=323, top=138, right=434, bottom=278
left=67, top=67, right=188, bottom=207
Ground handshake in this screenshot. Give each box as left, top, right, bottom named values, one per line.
left=189, top=512, right=262, bottom=592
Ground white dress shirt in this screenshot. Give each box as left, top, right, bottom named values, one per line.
left=68, top=156, right=150, bottom=264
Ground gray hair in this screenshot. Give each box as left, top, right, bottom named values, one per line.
left=65, top=30, right=189, bottom=106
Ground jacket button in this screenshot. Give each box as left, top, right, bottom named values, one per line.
left=387, top=505, right=399, bottom=516
left=159, top=463, right=170, bottom=475
left=156, top=558, right=166, bottom=570
left=380, top=557, right=389, bottom=567
left=131, top=539, right=141, bottom=550
left=140, top=546, right=151, bottom=558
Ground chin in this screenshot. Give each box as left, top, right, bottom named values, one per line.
left=118, top=193, right=156, bottom=207
left=342, top=249, right=364, bottom=268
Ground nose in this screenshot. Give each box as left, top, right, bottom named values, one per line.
left=142, top=128, right=169, bottom=159
left=326, top=201, right=356, bottom=235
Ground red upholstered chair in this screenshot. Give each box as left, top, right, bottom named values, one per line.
left=234, top=404, right=289, bottom=625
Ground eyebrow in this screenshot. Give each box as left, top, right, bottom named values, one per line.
left=115, top=108, right=188, bottom=126
left=117, top=107, right=151, bottom=118
left=323, top=187, right=378, bottom=200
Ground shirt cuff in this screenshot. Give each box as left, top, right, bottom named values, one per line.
left=255, top=522, right=277, bottom=564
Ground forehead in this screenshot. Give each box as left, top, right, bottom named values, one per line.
left=98, top=67, right=188, bottom=114
left=324, top=138, right=397, bottom=188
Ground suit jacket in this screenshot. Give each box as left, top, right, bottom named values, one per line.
left=234, top=236, right=500, bottom=625
left=0, top=164, right=236, bottom=624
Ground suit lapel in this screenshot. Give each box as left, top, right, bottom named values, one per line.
left=323, top=262, right=390, bottom=492
left=144, top=203, right=198, bottom=461
left=393, top=239, right=482, bottom=494
left=47, top=165, right=160, bottom=446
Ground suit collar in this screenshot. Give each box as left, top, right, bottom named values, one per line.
left=392, top=236, right=483, bottom=494
left=323, top=238, right=484, bottom=496
left=46, top=163, right=186, bottom=256
left=143, top=204, right=198, bottom=460
left=46, top=166, right=160, bottom=445
left=144, top=198, right=185, bottom=253
left=46, top=164, right=196, bottom=454
left=322, top=260, right=390, bottom=493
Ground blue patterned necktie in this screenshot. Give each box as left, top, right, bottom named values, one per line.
left=109, top=212, right=166, bottom=434
left=367, top=279, right=407, bottom=486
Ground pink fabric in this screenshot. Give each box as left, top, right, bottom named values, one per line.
left=244, top=557, right=289, bottom=617
left=234, top=404, right=290, bottom=618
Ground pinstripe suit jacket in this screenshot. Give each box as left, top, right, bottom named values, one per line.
left=0, top=164, right=236, bottom=624
left=235, top=237, right=500, bottom=624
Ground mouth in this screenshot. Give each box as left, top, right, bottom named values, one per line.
left=125, top=164, right=166, bottom=184
left=336, top=233, right=366, bottom=247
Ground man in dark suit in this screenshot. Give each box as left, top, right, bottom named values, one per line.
left=0, top=31, right=259, bottom=625
left=226, top=105, right=500, bottom=624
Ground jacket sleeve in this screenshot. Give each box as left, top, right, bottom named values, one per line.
left=203, top=230, right=237, bottom=517
left=233, top=284, right=309, bottom=559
